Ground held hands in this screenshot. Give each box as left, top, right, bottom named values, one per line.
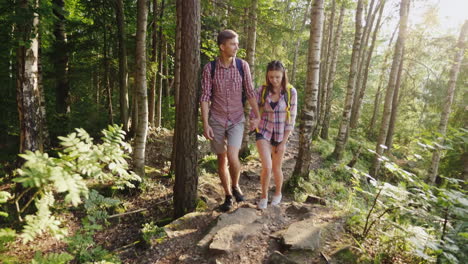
left=274, top=141, right=286, bottom=154
left=249, top=117, right=260, bottom=132
left=203, top=123, right=214, bottom=140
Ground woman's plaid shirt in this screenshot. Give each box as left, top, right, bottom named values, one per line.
left=251, top=85, right=298, bottom=143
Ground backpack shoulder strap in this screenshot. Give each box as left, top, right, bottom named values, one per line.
left=210, top=60, right=216, bottom=79
left=235, top=58, right=244, bottom=80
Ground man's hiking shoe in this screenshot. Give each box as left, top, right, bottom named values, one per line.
left=219, top=195, right=233, bottom=212
left=232, top=186, right=245, bottom=202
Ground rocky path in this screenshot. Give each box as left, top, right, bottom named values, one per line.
left=134, top=131, right=354, bottom=264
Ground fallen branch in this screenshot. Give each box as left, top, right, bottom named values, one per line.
left=108, top=197, right=172, bottom=219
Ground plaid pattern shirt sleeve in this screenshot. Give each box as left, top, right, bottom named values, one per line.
left=200, top=63, right=212, bottom=102
left=241, top=60, right=256, bottom=99
left=285, top=87, right=298, bottom=131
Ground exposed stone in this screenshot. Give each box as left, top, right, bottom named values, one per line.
left=305, top=195, right=327, bottom=206
left=281, top=219, right=323, bottom=251
left=198, top=208, right=260, bottom=248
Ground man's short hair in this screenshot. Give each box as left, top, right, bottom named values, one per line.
left=217, top=30, right=238, bottom=46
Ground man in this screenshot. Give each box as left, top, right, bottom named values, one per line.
left=200, top=30, right=261, bottom=212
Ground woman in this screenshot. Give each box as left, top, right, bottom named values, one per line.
left=253, top=60, right=297, bottom=209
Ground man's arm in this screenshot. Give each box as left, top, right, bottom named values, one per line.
left=201, top=101, right=214, bottom=140
left=200, top=63, right=214, bottom=140
left=242, top=61, right=260, bottom=130
left=248, top=97, right=260, bottom=131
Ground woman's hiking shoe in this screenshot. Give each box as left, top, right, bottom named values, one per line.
left=257, top=198, right=268, bottom=210
left=232, top=186, right=245, bottom=202
left=219, top=195, right=233, bottom=212
left=271, top=194, right=282, bottom=206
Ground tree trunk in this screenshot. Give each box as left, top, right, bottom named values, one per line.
left=16, top=0, right=43, bottom=153
left=52, top=0, right=70, bottom=117
left=370, top=0, right=410, bottom=177
left=156, top=0, right=165, bottom=128
left=332, top=0, right=364, bottom=161
left=103, top=29, right=113, bottom=124
left=37, top=31, right=49, bottom=149
left=291, top=0, right=311, bottom=85
left=133, top=0, right=149, bottom=177
left=350, top=0, right=381, bottom=129
left=239, top=0, right=258, bottom=158
left=320, top=4, right=345, bottom=140
left=170, top=0, right=182, bottom=173
left=385, top=49, right=405, bottom=151
left=351, top=0, right=386, bottom=130
left=292, top=0, right=324, bottom=177
left=367, top=24, right=398, bottom=138
left=173, top=0, right=200, bottom=218
left=314, top=0, right=336, bottom=139
left=115, top=0, right=129, bottom=131
left=148, top=0, right=158, bottom=127
left=428, top=20, right=468, bottom=183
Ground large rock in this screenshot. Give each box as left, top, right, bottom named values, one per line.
left=209, top=223, right=262, bottom=254
left=198, top=208, right=260, bottom=248
left=163, top=211, right=212, bottom=238
left=281, top=218, right=324, bottom=251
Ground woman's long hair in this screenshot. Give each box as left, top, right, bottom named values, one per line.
left=265, top=60, right=289, bottom=95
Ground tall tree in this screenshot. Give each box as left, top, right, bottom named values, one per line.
left=292, top=0, right=324, bottom=177
left=350, top=0, right=383, bottom=129
left=38, top=28, right=49, bottom=149
left=133, top=0, right=149, bottom=177
left=115, top=0, right=129, bottom=131
left=370, top=0, right=410, bottom=177
left=385, top=48, right=405, bottom=151
left=291, top=0, right=311, bottom=85
left=173, top=0, right=200, bottom=218
left=103, top=25, right=113, bottom=124
left=16, top=0, right=43, bottom=153
left=332, top=0, right=364, bottom=161
left=320, top=4, right=345, bottom=140
left=239, top=0, right=258, bottom=158
left=428, top=20, right=468, bottom=183
left=352, top=0, right=386, bottom=130
left=170, top=0, right=182, bottom=173
left=148, top=0, right=158, bottom=126
left=367, top=25, right=398, bottom=138
left=52, top=0, right=70, bottom=116
left=314, top=0, right=336, bottom=139
left=156, top=0, right=165, bottom=128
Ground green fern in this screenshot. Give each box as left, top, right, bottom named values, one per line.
left=31, top=251, right=73, bottom=264
left=20, top=192, right=68, bottom=243
left=12, top=125, right=140, bottom=243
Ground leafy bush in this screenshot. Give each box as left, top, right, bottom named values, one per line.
left=141, top=221, right=167, bottom=244
left=12, top=125, right=140, bottom=242
left=31, top=251, right=73, bottom=264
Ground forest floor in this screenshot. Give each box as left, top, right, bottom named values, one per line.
left=6, top=129, right=357, bottom=264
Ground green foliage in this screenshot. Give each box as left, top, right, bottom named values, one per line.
left=346, top=149, right=468, bottom=263
left=20, top=192, right=68, bottom=243
left=83, top=190, right=120, bottom=226
left=12, top=125, right=138, bottom=243
left=199, top=154, right=218, bottom=174
left=0, top=191, right=16, bottom=254
left=31, top=251, right=74, bottom=264
left=66, top=190, right=121, bottom=263
left=141, top=221, right=167, bottom=244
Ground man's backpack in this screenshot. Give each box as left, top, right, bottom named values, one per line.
left=259, top=84, right=293, bottom=123
left=210, top=58, right=247, bottom=106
